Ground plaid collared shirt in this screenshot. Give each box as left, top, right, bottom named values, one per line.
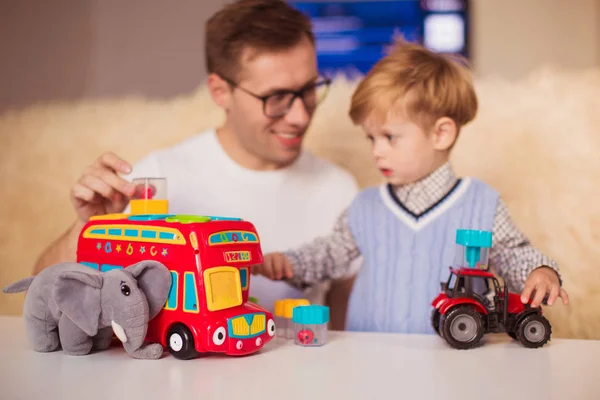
left=285, top=162, right=561, bottom=293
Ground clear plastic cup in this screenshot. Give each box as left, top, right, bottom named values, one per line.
left=129, top=177, right=169, bottom=214
left=280, top=298, right=310, bottom=339
left=274, top=300, right=286, bottom=338
left=292, top=305, right=329, bottom=347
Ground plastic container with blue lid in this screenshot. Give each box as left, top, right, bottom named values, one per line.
left=292, top=305, right=329, bottom=346
left=454, top=229, right=493, bottom=270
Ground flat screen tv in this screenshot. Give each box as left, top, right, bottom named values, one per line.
left=290, top=0, right=470, bottom=78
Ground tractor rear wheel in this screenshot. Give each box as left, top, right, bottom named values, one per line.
left=516, top=314, right=552, bottom=348
left=431, top=309, right=441, bottom=336
left=440, top=306, right=484, bottom=350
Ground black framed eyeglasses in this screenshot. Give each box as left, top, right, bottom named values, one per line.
left=220, top=75, right=332, bottom=119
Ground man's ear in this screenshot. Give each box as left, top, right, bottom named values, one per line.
left=207, top=73, right=232, bottom=110
left=431, top=117, right=458, bottom=151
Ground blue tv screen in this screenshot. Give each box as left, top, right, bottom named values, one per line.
left=290, top=0, right=470, bottom=78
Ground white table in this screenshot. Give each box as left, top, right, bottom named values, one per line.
left=1, top=316, right=599, bottom=400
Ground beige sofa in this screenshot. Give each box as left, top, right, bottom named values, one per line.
left=1, top=67, right=599, bottom=340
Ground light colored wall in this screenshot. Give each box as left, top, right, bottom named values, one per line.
left=471, top=0, right=600, bottom=79
left=598, top=0, right=600, bottom=65
left=0, top=0, right=228, bottom=112
left=1, top=0, right=599, bottom=113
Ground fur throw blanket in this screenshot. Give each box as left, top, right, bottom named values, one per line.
left=1, top=66, right=599, bottom=340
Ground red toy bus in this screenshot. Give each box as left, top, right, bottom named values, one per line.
left=76, top=213, right=276, bottom=359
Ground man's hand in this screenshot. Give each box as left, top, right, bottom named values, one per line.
left=521, top=266, right=569, bottom=308
left=70, top=152, right=136, bottom=222
left=252, top=252, right=293, bottom=280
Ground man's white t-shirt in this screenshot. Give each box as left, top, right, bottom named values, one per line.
left=123, top=129, right=359, bottom=312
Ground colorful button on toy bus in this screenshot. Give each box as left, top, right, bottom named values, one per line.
left=77, top=211, right=276, bottom=359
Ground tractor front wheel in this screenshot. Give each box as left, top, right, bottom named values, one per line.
left=516, top=314, right=552, bottom=348
left=440, top=306, right=484, bottom=350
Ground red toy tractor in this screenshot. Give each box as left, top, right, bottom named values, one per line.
left=431, top=230, right=552, bottom=350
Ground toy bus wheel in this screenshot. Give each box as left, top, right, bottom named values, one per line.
left=431, top=309, right=441, bottom=336
left=441, top=306, right=484, bottom=350
left=516, top=314, right=552, bottom=348
left=167, top=324, right=198, bottom=360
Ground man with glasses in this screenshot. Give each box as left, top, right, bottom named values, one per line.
left=32, top=0, right=359, bottom=327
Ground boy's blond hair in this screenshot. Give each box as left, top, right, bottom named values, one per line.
left=349, top=39, right=478, bottom=132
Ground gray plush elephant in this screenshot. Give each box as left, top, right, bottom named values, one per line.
left=2, top=260, right=171, bottom=359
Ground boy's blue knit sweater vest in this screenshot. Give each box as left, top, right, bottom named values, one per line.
left=346, top=177, right=499, bottom=334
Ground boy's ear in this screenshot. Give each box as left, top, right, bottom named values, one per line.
left=431, top=117, right=458, bottom=151
left=207, top=73, right=233, bottom=110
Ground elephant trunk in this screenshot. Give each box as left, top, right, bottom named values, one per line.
left=111, top=301, right=163, bottom=360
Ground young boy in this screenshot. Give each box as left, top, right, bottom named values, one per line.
left=254, top=40, right=569, bottom=334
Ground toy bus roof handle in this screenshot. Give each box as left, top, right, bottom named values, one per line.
left=455, top=229, right=492, bottom=268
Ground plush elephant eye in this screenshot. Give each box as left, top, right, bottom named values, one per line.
left=121, top=284, right=131, bottom=296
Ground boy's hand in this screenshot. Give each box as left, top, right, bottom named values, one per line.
left=252, top=252, right=293, bottom=280
left=521, top=266, right=569, bottom=307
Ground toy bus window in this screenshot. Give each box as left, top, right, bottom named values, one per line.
left=208, top=230, right=259, bottom=246
left=101, top=264, right=123, bottom=272
left=239, top=267, right=249, bottom=290
left=90, top=228, right=106, bottom=235
left=141, top=230, right=157, bottom=239
left=183, top=272, right=199, bottom=313
left=159, top=232, right=175, bottom=240
left=124, top=229, right=139, bottom=238
left=81, top=261, right=99, bottom=270
left=203, top=267, right=243, bottom=311
left=108, top=228, right=122, bottom=236
left=164, top=271, right=178, bottom=311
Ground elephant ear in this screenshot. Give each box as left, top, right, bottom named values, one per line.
left=53, top=271, right=103, bottom=337
left=127, top=260, right=171, bottom=319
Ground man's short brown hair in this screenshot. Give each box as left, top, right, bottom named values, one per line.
left=349, top=39, right=478, bottom=132
left=205, top=0, right=315, bottom=81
